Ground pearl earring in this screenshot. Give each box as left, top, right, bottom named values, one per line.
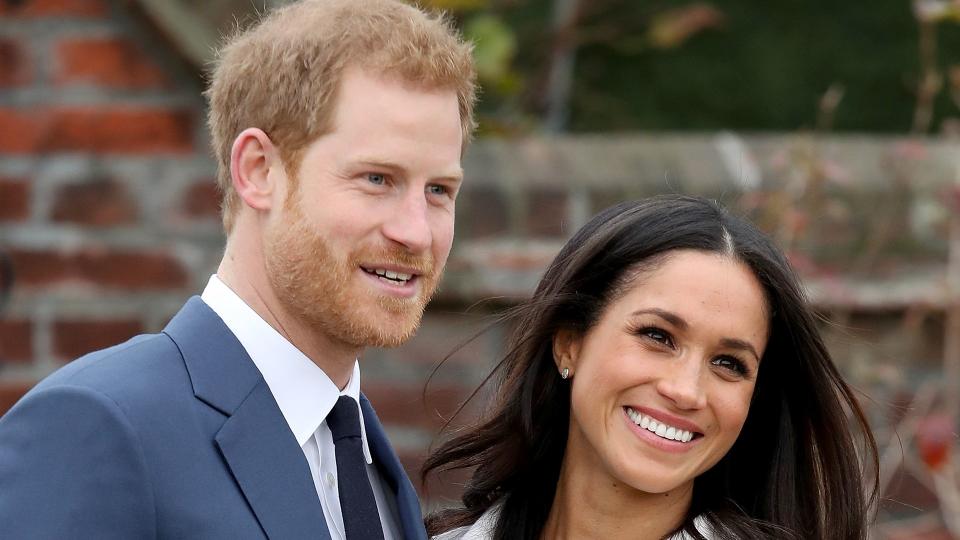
left=561, top=367, right=570, bottom=379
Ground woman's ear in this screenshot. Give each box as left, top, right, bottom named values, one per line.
left=230, top=127, right=282, bottom=212
left=553, top=328, right=582, bottom=376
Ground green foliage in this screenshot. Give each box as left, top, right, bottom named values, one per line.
left=464, top=14, right=521, bottom=94
left=450, top=0, right=960, bottom=134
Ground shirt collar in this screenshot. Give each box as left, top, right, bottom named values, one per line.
left=200, top=275, right=372, bottom=463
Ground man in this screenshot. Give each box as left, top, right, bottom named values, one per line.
left=0, top=0, right=476, bottom=538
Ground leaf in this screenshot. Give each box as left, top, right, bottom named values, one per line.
left=913, top=0, right=960, bottom=22
left=465, top=14, right=517, bottom=83
left=647, top=3, right=725, bottom=50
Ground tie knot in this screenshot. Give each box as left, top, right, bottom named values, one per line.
left=327, top=395, right=362, bottom=441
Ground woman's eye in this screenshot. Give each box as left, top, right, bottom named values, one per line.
left=641, top=327, right=673, bottom=347
left=712, top=355, right=748, bottom=376
left=366, top=173, right=386, bottom=185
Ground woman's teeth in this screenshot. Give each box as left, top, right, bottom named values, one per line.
left=625, top=407, right=695, bottom=443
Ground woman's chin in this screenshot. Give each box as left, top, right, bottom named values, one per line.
left=610, top=465, right=696, bottom=497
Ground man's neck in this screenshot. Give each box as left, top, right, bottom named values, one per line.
left=216, top=252, right=360, bottom=389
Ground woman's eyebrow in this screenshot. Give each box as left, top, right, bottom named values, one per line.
left=719, top=337, right=760, bottom=362
left=629, top=308, right=688, bottom=329
left=631, top=308, right=762, bottom=361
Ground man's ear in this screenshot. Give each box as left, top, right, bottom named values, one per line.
left=552, top=328, right=582, bottom=374
left=230, top=127, right=282, bottom=212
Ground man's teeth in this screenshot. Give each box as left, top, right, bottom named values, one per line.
left=369, top=268, right=413, bottom=283
left=626, top=407, right=695, bottom=443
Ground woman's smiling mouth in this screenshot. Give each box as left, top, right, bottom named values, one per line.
left=624, top=407, right=702, bottom=443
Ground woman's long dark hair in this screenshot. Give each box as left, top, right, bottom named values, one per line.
left=422, top=195, right=878, bottom=540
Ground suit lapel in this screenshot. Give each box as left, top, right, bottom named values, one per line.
left=216, top=382, right=330, bottom=540
left=360, top=395, right=428, bottom=540
left=165, top=297, right=330, bottom=540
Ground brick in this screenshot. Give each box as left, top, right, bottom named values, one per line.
left=0, top=108, right=195, bottom=154
left=0, top=39, right=32, bottom=87
left=458, top=186, right=509, bottom=238
left=53, top=319, right=142, bottom=360
left=51, top=178, right=137, bottom=226
left=0, top=178, right=30, bottom=221
left=54, top=108, right=195, bottom=154
left=363, top=383, right=473, bottom=430
left=182, top=182, right=221, bottom=219
left=882, top=465, right=939, bottom=512
left=0, top=109, right=42, bottom=153
left=10, top=248, right=189, bottom=290
left=378, top=311, right=498, bottom=367
left=487, top=248, right=555, bottom=272
left=0, top=0, right=108, bottom=17
left=525, top=187, right=568, bottom=237
left=0, top=383, right=33, bottom=417
left=0, top=320, right=33, bottom=363
left=56, top=37, right=169, bottom=89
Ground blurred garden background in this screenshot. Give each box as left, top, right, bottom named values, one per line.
left=1, top=0, right=959, bottom=537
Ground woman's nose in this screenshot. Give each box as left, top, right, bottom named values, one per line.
left=655, top=356, right=708, bottom=410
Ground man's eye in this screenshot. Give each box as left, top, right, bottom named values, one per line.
left=427, top=184, right=448, bottom=196
left=367, top=173, right=386, bottom=185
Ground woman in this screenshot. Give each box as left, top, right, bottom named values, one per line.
left=423, top=195, right=878, bottom=539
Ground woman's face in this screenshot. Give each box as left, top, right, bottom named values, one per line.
left=556, top=249, right=769, bottom=496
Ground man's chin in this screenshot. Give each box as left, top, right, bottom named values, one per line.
left=366, top=310, right=424, bottom=348
left=338, top=319, right=419, bottom=349
left=316, top=301, right=425, bottom=349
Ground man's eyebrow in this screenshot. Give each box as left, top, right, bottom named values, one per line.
left=352, top=158, right=463, bottom=182
left=440, top=168, right=465, bottom=183
left=352, top=159, right=407, bottom=174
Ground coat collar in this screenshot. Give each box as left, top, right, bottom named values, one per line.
left=361, top=394, right=428, bottom=540
left=163, top=297, right=427, bottom=540
left=164, top=296, right=262, bottom=415
left=164, top=297, right=330, bottom=539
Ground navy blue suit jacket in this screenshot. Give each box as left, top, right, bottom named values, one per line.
left=0, top=297, right=427, bottom=539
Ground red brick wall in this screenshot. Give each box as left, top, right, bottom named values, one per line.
left=0, top=0, right=217, bottom=407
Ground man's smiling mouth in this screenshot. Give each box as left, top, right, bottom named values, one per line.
left=362, top=266, right=415, bottom=285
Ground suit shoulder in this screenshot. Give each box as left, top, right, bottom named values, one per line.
left=0, top=378, right=157, bottom=537
left=28, top=332, right=189, bottom=411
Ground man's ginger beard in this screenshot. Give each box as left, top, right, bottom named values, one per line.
left=263, top=192, right=440, bottom=349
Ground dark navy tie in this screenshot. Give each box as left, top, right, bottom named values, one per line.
left=326, top=396, right=385, bottom=540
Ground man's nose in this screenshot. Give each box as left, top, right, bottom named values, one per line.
left=381, top=187, right=432, bottom=254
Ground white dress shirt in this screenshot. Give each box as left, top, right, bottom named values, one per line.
left=201, top=275, right=400, bottom=540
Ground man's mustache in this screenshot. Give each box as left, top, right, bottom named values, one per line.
left=354, top=247, right=435, bottom=277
